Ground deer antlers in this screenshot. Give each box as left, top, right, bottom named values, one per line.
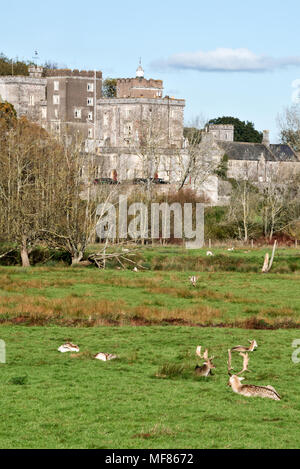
left=236, top=352, right=251, bottom=375
left=196, top=345, right=209, bottom=360
left=228, top=350, right=251, bottom=375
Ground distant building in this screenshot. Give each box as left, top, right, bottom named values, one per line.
left=0, top=63, right=299, bottom=205
left=0, top=65, right=102, bottom=140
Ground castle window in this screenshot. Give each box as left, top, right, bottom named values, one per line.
left=29, top=95, right=35, bottom=106
left=55, top=109, right=58, bottom=118
left=87, top=83, right=94, bottom=92
left=88, top=112, right=93, bottom=121
left=41, top=108, right=47, bottom=119
left=87, top=98, right=94, bottom=106
left=74, top=109, right=81, bottom=119
left=54, top=81, right=59, bottom=91
left=88, top=128, right=93, bottom=138
left=53, top=95, right=60, bottom=105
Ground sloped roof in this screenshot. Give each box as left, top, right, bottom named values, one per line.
left=269, top=144, right=299, bottom=162
left=218, top=142, right=276, bottom=161
left=218, top=141, right=299, bottom=162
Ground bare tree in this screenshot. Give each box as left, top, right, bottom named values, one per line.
left=173, top=131, right=222, bottom=194
left=228, top=175, right=261, bottom=243
left=261, top=168, right=300, bottom=241
left=0, top=118, right=59, bottom=266
left=41, top=140, right=120, bottom=265
left=277, top=104, right=300, bottom=152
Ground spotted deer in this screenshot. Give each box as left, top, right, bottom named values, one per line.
left=228, top=375, right=281, bottom=401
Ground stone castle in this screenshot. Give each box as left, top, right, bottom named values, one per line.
left=0, top=62, right=299, bottom=204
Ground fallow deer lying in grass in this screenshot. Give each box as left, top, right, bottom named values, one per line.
left=94, top=352, right=117, bottom=361
left=228, top=340, right=257, bottom=370
left=228, top=375, right=281, bottom=401
left=195, top=356, right=215, bottom=377
left=189, top=276, right=198, bottom=287
left=58, top=343, right=80, bottom=353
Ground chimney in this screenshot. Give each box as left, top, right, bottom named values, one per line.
left=262, top=130, right=270, bottom=146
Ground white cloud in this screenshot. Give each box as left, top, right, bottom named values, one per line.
left=151, top=48, right=300, bottom=73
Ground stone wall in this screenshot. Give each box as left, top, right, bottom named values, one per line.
left=0, top=76, right=46, bottom=123
left=96, top=97, right=185, bottom=149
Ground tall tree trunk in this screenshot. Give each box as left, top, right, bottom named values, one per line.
left=20, top=237, right=30, bottom=267
left=71, top=251, right=83, bottom=265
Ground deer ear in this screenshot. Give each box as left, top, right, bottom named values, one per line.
left=239, top=377, right=245, bottom=382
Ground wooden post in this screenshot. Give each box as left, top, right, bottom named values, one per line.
left=209, top=239, right=211, bottom=249
left=251, top=239, right=254, bottom=249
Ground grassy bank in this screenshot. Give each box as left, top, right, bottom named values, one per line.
left=0, top=325, right=299, bottom=449
left=0, top=247, right=299, bottom=327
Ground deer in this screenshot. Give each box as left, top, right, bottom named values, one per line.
left=195, top=356, right=215, bottom=377
left=227, top=375, right=281, bottom=401
left=228, top=340, right=257, bottom=371
left=94, top=352, right=117, bottom=361
left=189, top=276, right=198, bottom=287
left=58, top=343, right=80, bottom=353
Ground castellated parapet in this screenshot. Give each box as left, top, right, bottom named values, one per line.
left=117, top=77, right=163, bottom=99
left=45, top=69, right=102, bottom=79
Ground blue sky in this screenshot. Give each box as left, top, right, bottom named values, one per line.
left=2, top=0, right=300, bottom=141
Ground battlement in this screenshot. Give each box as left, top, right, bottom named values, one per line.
left=98, top=97, right=185, bottom=106
left=0, top=75, right=46, bottom=85
left=46, top=69, right=102, bottom=79
left=117, top=77, right=162, bottom=86
left=208, top=124, right=234, bottom=131
left=117, top=77, right=163, bottom=98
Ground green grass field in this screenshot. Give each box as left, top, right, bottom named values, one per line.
left=0, top=247, right=299, bottom=448
left=0, top=326, right=300, bottom=449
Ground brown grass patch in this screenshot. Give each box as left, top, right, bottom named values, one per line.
left=259, top=307, right=296, bottom=318
left=0, top=292, right=221, bottom=326
left=132, top=424, right=178, bottom=439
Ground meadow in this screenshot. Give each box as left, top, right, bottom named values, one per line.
left=0, top=326, right=300, bottom=449
left=0, top=246, right=299, bottom=448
